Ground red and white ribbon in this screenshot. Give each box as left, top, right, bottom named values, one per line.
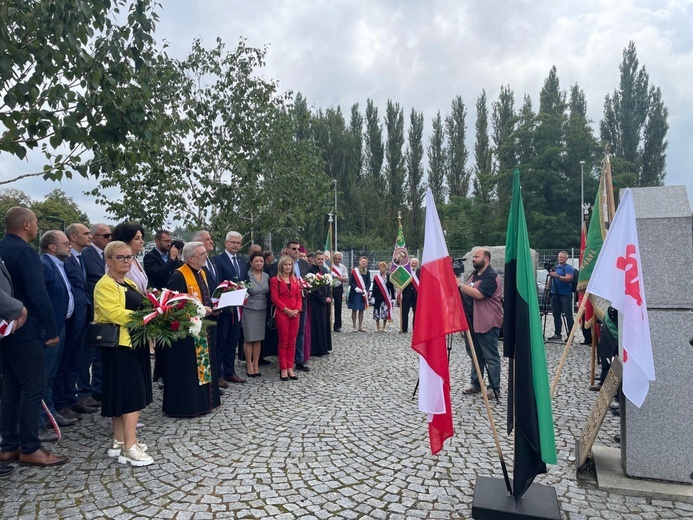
left=142, top=289, right=198, bottom=325
left=351, top=268, right=369, bottom=308
left=374, top=273, right=392, bottom=319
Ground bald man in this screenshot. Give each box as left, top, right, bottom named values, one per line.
left=0, top=207, right=67, bottom=466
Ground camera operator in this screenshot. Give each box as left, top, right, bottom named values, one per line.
left=457, top=247, right=503, bottom=396
left=547, top=251, right=574, bottom=341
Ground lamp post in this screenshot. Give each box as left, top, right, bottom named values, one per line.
left=332, top=179, right=338, bottom=252
left=580, top=160, right=586, bottom=235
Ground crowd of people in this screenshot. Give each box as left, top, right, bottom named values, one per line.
left=0, top=208, right=422, bottom=474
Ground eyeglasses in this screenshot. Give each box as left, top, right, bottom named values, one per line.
left=94, top=233, right=112, bottom=239
left=113, top=255, right=135, bottom=262
left=290, top=247, right=300, bottom=251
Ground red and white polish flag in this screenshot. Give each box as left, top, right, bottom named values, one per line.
left=412, top=189, right=468, bottom=454
left=587, top=189, right=655, bottom=408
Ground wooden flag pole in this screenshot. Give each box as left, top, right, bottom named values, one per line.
left=465, top=329, right=513, bottom=495
left=551, top=292, right=590, bottom=398
left=589, top=328, right=597, bottom=387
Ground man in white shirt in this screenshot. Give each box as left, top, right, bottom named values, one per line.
left=330, top=252, right=349, bottom=332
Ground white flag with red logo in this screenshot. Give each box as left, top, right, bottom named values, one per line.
left=412, top=189, right=468, bottom=454
left=586, top=189, right=655, bottom=407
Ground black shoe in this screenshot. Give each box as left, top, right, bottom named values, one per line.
left=280, top=376, right=289, bottom=381
left=547, top=334, right=562, bottom=341
left=289, top=375, right=298, bottom=381
left=258, top=358, right=271, bottom=366
left=219, top=389, right=225, bottom=396
left=613, top=434, right=621, bottom=443
left=333, top=328, right=341, bottom=333
left=589, top=384, right=602, bottom=392
left=157, top=378, right=164, bottom=390
left=0, top=464, right=14, bottom=478
left=296, top=363, right=310, bottom=372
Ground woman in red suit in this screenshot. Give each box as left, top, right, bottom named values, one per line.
left=270, top=255, right=303, bottom=381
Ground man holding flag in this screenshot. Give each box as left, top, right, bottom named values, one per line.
left=412, top=189, right=467, bottom=455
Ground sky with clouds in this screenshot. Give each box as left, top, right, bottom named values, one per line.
left=3, top=0, right=692, bottom=224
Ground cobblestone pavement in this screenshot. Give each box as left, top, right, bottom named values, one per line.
left=1, top=309, right=692, bottom=519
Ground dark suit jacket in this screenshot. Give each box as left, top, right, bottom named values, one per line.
left=143, top=248, right=181, bottom=290
left=64, top=254, right=90, bottom=307
left=0, top=233, right=57, bottom=341
left=203, top=257, right=219, bottom=292
left=402, top=268, right=420, bottom=301
left=215, top=251, right=249, bottom=283
left=81, top=245, right=105, bottom=297
left=41, top=254, right=70, bottom=337
left=0, top=255, right=23, bottom=322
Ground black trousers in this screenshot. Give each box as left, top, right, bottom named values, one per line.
left=401, top=295, right=417, bottom=332
left=0, top=337, right=45, bottom=454
left=333, top=285, right=344, bottom=331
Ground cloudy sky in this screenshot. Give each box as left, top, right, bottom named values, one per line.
left=3, top=0, right=692, bottom=224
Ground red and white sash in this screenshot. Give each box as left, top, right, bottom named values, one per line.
left=331, top=264, right=342, bottom=278
left=374, top=273, right=392, bottom=319
left=411, top=269, right=420, bottom=292
left=351, top=267, right=369, bottom=308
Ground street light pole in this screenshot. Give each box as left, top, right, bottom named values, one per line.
left=333, top=179, right=338, bottom=252
left=580, top=160, right=585, bottom=235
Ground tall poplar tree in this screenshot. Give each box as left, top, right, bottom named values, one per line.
left=600, top=41, right=668, bottom=187
left=406, top=108, right=425, bottom=248
left=492, top=85, right=516, bottom=213
left=384, top=100, right=406, bottom=236
left=445, top=96, right=470, bottom=198
left=363, top=99, right=386, bottom=240
left=427, top=111, right=447, bottom=205
left=472, top=90, right=494, bottom=203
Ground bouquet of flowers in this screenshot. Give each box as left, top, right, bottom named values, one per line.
left=211, top=280, right=250, bottom=308
left=126, top=289, right=214, bottom=348
left=303, top=272, right=333, bottom=291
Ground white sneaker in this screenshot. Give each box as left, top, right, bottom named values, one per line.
left=107, top=439, right=148, bottom=458
left=118, top=444, right=154, bottom=466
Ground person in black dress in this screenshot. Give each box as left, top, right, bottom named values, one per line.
left=162, top=242, right=221, bottom=417
left=94, top=241, right=153, bottom=466
left=308, top=251, right=332, bottom=356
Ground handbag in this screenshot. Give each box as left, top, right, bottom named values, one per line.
left=85, top=322, right=120, bottom=348
left=266, top=306, right=276, bottom=330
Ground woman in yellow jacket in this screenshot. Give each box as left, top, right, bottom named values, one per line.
left=93, top=241, right=153, bottom=466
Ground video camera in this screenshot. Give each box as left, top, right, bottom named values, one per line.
left=171, top=239, right=185, bottom=251
left=451, top=257, right=466, bottom=277
left=543, top=259, right=556, bottom=272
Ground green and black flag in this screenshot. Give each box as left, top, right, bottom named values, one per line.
left=503, top=169, right=557, bottom=504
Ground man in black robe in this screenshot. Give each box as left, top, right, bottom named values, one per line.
left=308, top=252, right=332, bottom=356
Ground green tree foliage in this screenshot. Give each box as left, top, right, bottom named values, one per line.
left=427, top=111, right=447, bottom=205
left=600, top=41, right=668, bottom=187
left=0, top=0, right=166, bottom=184
left=33, top=189, right=90, bottom=232
left=445, top=96, right=470, bottom=198
left=472, top=90, right=494, bottom=203
left=0, top=188, right=32, bottom=231
left=492, top=85, right=517, bottom=215
left=91, top=38, right=329, bottom=244
left=363, top=99, right=386, bottom=238
left=384, top=100, right=406, bottom=236
left=405, top=109, right=425, bottom=249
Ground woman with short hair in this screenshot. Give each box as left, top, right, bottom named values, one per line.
left=347, top=256, right=371, bottom=332
left=94, top=241, right=153, bottom=466
left=243, top=251, right=269, bottom=377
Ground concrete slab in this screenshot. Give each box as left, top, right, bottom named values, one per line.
left=593, top=445, right=693, bottom=504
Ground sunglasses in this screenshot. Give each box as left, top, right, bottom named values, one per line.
left=290, top=247, right=300, bottom=251
left=94, top=233, right=112, bottom=239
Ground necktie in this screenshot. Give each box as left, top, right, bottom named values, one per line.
left=232, top=255, right=239, bottom=275
left=77, top=255, right=87, bottom=281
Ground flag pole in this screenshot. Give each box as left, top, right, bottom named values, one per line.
left=589, top=331, right=597, bottom=387
left=550, top=292, right=591, bottom=397
left=465, top=329, right=513, bottom=495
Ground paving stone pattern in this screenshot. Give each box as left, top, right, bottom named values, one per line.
left=1, top=310, right=691, bottom=519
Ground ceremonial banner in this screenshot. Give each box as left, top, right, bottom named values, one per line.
left=324, top=222, right=333, bottom=267
left=390, top=218, right=412, bottom=290
left=587, top=189, right=655, bottom=408
left=504, top=169, right=557, bottom=503
left=412, top=189, right=468, bottom=455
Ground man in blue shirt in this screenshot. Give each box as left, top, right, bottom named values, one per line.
left=547, top=251, right=575, bottom=340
